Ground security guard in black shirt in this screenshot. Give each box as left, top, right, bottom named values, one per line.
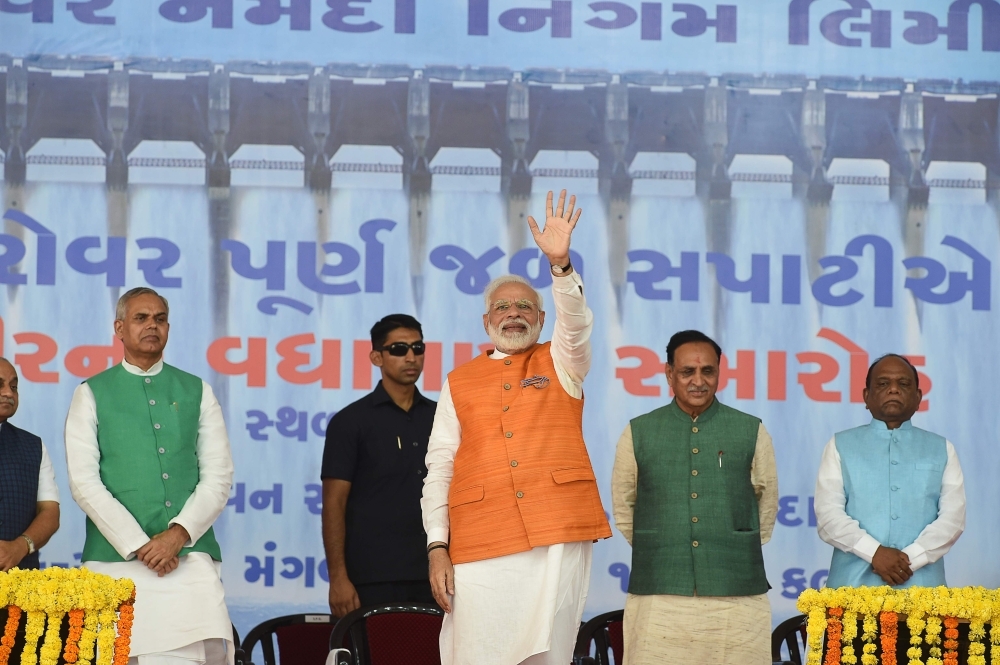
left=321, top=314, right=437, bottom=617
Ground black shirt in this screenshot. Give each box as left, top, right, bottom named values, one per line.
left=321, top=381, right=436, bottom=585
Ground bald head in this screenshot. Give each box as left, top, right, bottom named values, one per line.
left=0, top=358, right=19, bottom=423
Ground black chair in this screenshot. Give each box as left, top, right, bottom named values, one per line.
left=328, top=603, right=444, bottom=665
left=573, top=610, right=625, bottom=665
left=232, top=624, right=248, bottom=665
left=242, top=613, right=334, bottom=665
left=771, top=614, right=808, bottom=665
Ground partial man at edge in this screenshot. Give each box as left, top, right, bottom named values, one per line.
left=0, top=357, right=60, bottom=571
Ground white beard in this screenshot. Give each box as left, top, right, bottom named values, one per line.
left=487, top=317, right=542, bottom=355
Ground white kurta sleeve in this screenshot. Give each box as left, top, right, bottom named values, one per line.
left=610, top=424, right=637, bottom=545
left=901, top=440, right=965, bottom=571
left=814, top=436, right=882, bottom=563
left=421, top=378, right=461, bottom=546
left=65, top=383, right=150, bottom=559
left=751, top=424, right=778, bottom=545
left=36, top=441, right=60, bottom=502
left=548, top=271, right=593, bottom=397
left=169, top=381, right=235, bottom=547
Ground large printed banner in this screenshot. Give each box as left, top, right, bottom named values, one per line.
left=2, top=0, right=999, bottom=648
left=1, top=0, right=999, bottom=79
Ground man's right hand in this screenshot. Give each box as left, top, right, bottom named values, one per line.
left=328, top=574, right=360, bottom=618
left=871, top=545, right=912, bottom=586
left=428, top=544, right=455, bottom=613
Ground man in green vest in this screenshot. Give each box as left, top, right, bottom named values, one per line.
left=611, top=329, right=778, bottom=665
left=66, top=287, right=235, bottom=665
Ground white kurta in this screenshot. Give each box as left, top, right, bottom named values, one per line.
left=65, top=359, right=235, bottom=661
left=421, top=271, right=596, bottom=665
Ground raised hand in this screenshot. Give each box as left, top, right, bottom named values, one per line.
left=527, top=189, right=581, bottom=267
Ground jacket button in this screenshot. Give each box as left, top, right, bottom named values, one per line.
left=691, top=492, right=698, bottom=499
left=692, top=448, right=699, bottom=454
left=504, top=383, right=511, bottom=390
left=891, top=460, right=898, bottom=465
left=692, top=426, right=699, bottom=433
left=691, top=516, right=699, bottom=523
left=510, top=460, right=518, bottom=467
left=505, top=431, right=513, bottom=438
left=891, top=485, right=898, bottom=491
left=144, top=378, right=151, bottom=384
left=158, top=448, right=165, bottom=454
left=691, top=470, right=698, bottom=476
left=149, top=399, right=156, bottom=406
left=504, top=359, right=512, bottom=365
left=503, top=406, right=509, bottom=412
left=154, top=423, right=161, bottom=430
left=692, top=541, right=699, bottom=547
left=162, top=473, right=169, bottom=480
left=891, top=514, right=898, bottom=520
left=165, top=501, right=172, bottom=507
left=516, top=491, right=524, bottom=498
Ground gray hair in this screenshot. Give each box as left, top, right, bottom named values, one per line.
left=483, top=275, right=543, bottom=313
left=116, top=287, right=170, bottom=321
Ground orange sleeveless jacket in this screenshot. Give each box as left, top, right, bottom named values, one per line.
left=447, top=342, right=612, bottom=564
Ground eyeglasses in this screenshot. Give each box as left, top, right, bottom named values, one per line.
left=375, top=341, right=426, bottom=356
left=491, top=299, right=538, bottom=314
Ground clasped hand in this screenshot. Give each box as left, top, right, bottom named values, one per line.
left=871, top=545, right=912, bottom=586
left=136, top=524, right=190, bottom=577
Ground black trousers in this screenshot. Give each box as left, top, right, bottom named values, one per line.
left=354, top=579, right=436, bottom=608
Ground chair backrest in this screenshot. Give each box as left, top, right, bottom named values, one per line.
left=329, top=603, right=444, bottom=665
left=242, top=613, right=334, bottom=665
left=574, top=610, right=625, bottom=665
left=771, top=614, right=808, bottom=665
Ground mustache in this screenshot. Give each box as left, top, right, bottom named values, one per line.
left=0, top=397, right=15, bottom=405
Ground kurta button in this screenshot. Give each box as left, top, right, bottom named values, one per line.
left=144, top=378, right=151, bottom=384
left=164, top=501, right=171, bottom=507
left=691, top=492, right=698, bottom=499
left=691, top=517, right=699, bottom=523
left=158, top=448, right=165, bottom=454
left=692, top=426, right=699, bottom=433
left=162, top=473, right=169, bottom=480
left=510, top=460, right=518, bottom=467
left=149, top=400, right=156, bottom=405
left=504, top=359, right=512, bottom=365
left=691, top=470, right=698, bottom=476
left=505, top=431, right=513, bottom=438
left=154, top=423, right=161, bottom=430
left=516, top=491, right=524, bottom=498
left=504, top=383, right=511, bottom=390
left=692, top=448, right=699, bottom=454
left=692, top=541, right=699, bottom=547
left=503, top=406, right=509, bottom=412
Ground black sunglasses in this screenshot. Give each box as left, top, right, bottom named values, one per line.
left=375, top=341, right=426, bottom=356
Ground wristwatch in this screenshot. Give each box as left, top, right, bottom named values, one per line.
left=550, top=261, right=572, bottom=275
left=21, top=534, right=35, bottom=555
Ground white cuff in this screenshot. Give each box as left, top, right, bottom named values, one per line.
left=426, top=527, right=450, bottom=547
left=902, top=544, right=928, bottom=572
left=853, top=534, right=882, bottom=563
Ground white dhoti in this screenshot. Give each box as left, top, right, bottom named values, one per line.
left=622, top=592, right=770, bottom=665
left=85, top=553, right=234, bottom=665
left=440, top=541, right=592, bottom=665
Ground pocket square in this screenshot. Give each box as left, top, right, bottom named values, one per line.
left=520, top=375, right=550, bottom=389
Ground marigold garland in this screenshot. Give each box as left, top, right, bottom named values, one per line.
left=825, top=608, right=844, bottom=665
left=111, top=598, right=133, bottom=665
left=64, top=609, right=85, bottom=664
left=0, top=568, right=135, bottom=665
left=942, top=617, right=959, bottom=665
left=798, top=587, right=1000, bottom=665
left=880, top=612, right=898, bottom=665
left=0, top=605, right=21, bottom=665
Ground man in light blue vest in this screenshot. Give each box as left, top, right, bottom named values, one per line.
left=612, top=330, right=778, bottom=665
left=66, top=287, right=235, bottom=665
left=815, top=354, right=965, bottom=588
